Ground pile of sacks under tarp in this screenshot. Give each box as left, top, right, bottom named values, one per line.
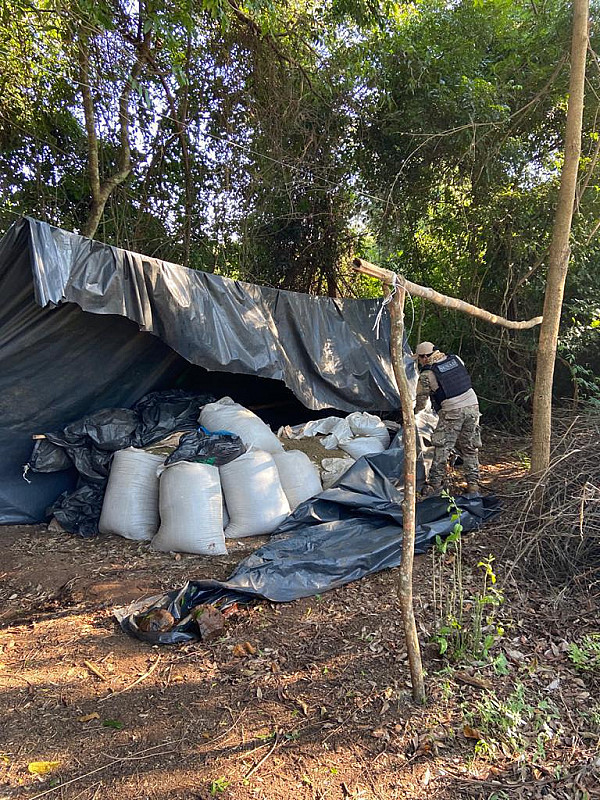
left=98, top=400, right=436, bottom=556
left=28, top=391, right=436, bottom=551
left=279, top=409, right=436, bottom=490
left=97, top=397, right=323, bottom=557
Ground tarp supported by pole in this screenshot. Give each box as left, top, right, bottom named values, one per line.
left=0, top=218, right=414, bottom=525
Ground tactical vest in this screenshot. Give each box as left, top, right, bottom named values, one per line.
left=422, top=355, right=472, bottom=411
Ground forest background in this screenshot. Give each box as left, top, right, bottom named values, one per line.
left=1, top=0, right=599, bottom=425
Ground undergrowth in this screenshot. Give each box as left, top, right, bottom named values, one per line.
left=431, top=491, right=504, bottom=663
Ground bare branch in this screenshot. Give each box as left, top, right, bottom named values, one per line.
left=353, top=258, right=543, bottom=330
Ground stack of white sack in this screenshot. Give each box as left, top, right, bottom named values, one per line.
left=199, top=397, right=283, bottom=453
left=273, top=450, right=322, bottom=511
left=99, top=448, right=164, bottom=541
left=279, top=411, right=390, bottom=460
left=220, top=449, right=290, bottom=538
left=151, top=462, right=227, bottom=555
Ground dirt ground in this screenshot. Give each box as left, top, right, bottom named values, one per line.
left=1, top=430, right=599, bottom=800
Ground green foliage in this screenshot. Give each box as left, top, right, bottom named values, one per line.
left=102, top=718, right=124, bottom=729
left=210, top=776, right=230, bottom=794
left=463, top=683, right=562, bottom=761
left=0, top=0, right=599, bottom=405
left=431, top=491, right=504, bottom=662
left=568, top=634, right=600, bottom=674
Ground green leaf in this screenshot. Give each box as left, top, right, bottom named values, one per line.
left=102, top=719, right=124, bottom=730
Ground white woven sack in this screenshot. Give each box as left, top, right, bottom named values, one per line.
left=321, top=457, right=354, bottom=489
left=320, top=417, right=353, bottom=449
left=273, top=450, right=322, bottom=511
left=340, top=437, right=385, bottom=460
left=347, top=412, right=391, bottom=449
left=220, top=450, right=290, bottom=538
left=99, top=448, right=164, bottom=541
left=199, top=397, right=283, bottom=453
left=152, top=462, right=227, bottom=555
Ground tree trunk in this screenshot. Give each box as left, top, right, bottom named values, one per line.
left=147, top=38, right=194, bottom=266
left=78, top=33, right=152, bottom=240
left=530, top=0, right=589, bottom=476
left=389, top=285, right=426, bottom=704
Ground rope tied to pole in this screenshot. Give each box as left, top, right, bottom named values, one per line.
left=372, top=273, right=398, bottom=339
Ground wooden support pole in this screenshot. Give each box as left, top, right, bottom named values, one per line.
left=351, top=255, right=542, bottom=704
left=352, top=255, right=542, bottom=704
left=353, top=258, right=543, bottom=330
left=388, top=285, right=426, bottom=705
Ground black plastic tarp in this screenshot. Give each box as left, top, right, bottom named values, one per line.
left=0, top=217, right=408, bottom=525
left=26, top=217, right=403, bottom=411
left=119, top=451, right=499, bottom=644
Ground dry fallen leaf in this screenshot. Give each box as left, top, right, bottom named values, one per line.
left=463, top=725, right=483, bottom=740
left=78, top=713, right=100, bottom=723
left=415, top=738, right=432, bottom=755
left=297, top=699, right=310, bottom=716
left=454, top=671, right=491, bottom=689
left=28, top=761, right=60, bottom=775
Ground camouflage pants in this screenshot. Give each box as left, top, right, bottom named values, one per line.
left=428, top=405, right=481, bottom=486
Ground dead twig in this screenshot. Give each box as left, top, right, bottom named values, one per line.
left=243, top=731, right=279, bottom=780
left=83, top=660, right=109, bottom=682
left=98, top=655, right=161, bottom=702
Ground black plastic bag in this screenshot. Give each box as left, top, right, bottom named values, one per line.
left=28, top=390, right=216, bottom=536
left=164, top=426, right=246, bottom=467
left=28, top=439, right=73, bottom=473
left=133, top=391, right=209, bottom=446
left=48, top=483, right=107, bottom=538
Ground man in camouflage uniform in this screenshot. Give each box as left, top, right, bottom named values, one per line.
left=413, top=342, right=481, bottom=496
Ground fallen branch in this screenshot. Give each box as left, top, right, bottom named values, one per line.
left=352, top=258, right=543, bottom=330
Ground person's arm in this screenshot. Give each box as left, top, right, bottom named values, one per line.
left=414, top=371, right=431, bottom=413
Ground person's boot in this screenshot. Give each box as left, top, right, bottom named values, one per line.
left=465, top=482, right=480, bottom=495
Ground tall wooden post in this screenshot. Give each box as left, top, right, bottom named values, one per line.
left=389, top=284, right=426, bottom=704
left=352, top=257, right=542, bottom=704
